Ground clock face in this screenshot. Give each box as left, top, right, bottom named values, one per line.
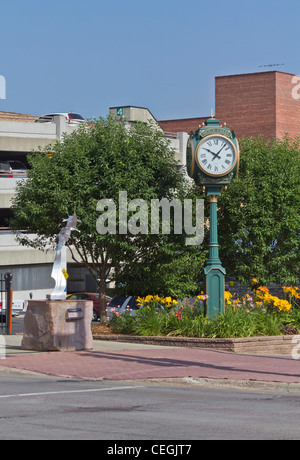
left=196, top=135, right=237, bottom=176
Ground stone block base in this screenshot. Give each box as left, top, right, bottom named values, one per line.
left=22, top=300, right=93, bottom=351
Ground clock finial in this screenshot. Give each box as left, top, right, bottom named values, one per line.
left=211, top=109, right=214, bottom=118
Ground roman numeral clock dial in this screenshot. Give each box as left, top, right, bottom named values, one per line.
left=196, top=135, right=237, bottom=177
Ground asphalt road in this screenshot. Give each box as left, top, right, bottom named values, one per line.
left=2, top=316, right=300, bottom=441
left=0, top=374, right=300, bottom=440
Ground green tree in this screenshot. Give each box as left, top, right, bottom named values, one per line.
left=218, top=135, right=300, bottom=285
left=10, top=116, right=202, bottom=321
left=114, top=183, right=207, bottom=298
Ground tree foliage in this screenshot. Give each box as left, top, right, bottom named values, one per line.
left=10, top=119, right=298, bottom=314
left=114, top=182, right=207, bottom=299
left=10, top=116, right=205, bottom=319
left=218, top=135, right=300, bottom=285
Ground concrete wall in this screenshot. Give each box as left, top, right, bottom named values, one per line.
left=109, top=106, right=159, bottom=126
left=0, top=178, right=25, bottom=208
left=0, top=116, right=78, bottom=152
left=166, top=132, right=189, bottom=171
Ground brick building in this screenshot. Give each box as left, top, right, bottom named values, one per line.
left=159, top=71, right=300, bottom=139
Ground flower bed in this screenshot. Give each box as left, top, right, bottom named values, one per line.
left=102, top=286, right=300, bottom=340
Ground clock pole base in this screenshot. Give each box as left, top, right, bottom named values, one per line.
left=204, top=265, right=226, bottom=318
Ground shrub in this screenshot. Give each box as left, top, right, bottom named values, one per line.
left=110, top=312, right=135, bottom=334
left=108, top=286, right=300, bottom=338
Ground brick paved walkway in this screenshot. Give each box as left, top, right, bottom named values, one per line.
left=1, top=343, right=300, bottom=384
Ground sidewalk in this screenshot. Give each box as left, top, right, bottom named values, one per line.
left=1, top=334, right=300, bottom=388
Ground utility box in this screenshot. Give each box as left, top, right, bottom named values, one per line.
left=21, top=299, right=93, bottom=351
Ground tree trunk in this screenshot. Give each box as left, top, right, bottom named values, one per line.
left=98, top=279, right=107, bottom=323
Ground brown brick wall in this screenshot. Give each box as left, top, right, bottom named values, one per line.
left=215, top=72, right=277, bottom=139
left=159, top=117, right=208, bottom=134
left=275, top=72, right=300, bottom=139
left=0, top=111, right=38, bottom=122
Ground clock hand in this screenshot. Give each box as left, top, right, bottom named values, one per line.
left=211, top=143, right=228, bottom=161
left=203, top=148, right=215, bottom=154
left=203, top=148, right=221, bottom=160
left=215, top=143, right=227, bottom=155
left=211, top=151, right=221, bottom=161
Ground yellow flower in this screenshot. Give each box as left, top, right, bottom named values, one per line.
left=258, top=286, right=269, bottom=292
left=252, top=278, right=258, bottom=283
left=282, top=286, right=300, bottom=299
left=232, top=299, right=241, bottom=306
left=255, top=286, right=269, bottom=299
left=224, top=291, right=233, bottom=300
left=261, top=292, right=292, bottom=312
left=275, top=298, right=292, bottom=312
left=144, top=295, right=154, bottom=303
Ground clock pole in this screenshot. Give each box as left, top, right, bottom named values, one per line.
left=204, top=187, right=226, bottom=318
left=186, top=115, right=239, bottom=319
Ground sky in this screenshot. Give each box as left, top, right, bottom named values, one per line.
left=0, top=0, right=300, bottom=121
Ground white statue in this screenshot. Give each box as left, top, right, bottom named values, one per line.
left=50, top=213, right=78, bottom=301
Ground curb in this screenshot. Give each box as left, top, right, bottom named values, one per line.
left=0, top=366, right=58, bottom=378
left=134, top=377, right=300, bottom=393
left=1, top=364, right=299, bottom=392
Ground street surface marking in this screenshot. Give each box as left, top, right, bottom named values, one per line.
left=0, top=385, right=144, bottom=399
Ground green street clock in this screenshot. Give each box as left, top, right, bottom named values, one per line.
left=186, top=115, right=239, bottom=318
left=187, top=116, right=239, bottom=187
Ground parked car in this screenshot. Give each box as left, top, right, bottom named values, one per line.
left=34, top=113, right=86, bottom=125
left=66, top=292, right=112, bottom=322
left=0, top=160, right=27, bottom=178
left=106, top=296, right=140, bottom=320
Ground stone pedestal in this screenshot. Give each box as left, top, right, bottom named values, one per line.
left=21, top=300, right=93, bottom=351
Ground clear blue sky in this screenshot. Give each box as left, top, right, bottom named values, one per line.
left=0, top=0, right=299, bottom=120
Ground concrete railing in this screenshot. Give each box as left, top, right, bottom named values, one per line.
left=0, top=178, right=26, bottom=208
left=165, top=131, right=189, bottom=168
left=0, top=116, right=78, bottom=152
